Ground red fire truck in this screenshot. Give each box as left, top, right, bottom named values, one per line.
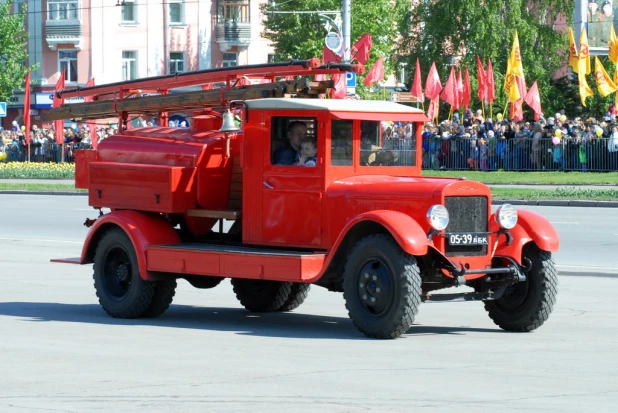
left=46, top=59, right=559, bottom=339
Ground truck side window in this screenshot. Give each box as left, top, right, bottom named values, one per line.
left=271, top=117, right=317, bottom=166
left=331, top=120, right=353, bottom=166
left=360, top=120, right=416, bottom=166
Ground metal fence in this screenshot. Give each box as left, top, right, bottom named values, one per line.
left=421, top=137, right=618, bottom=172
left=3, top=137, right=618, bottom=172
left=1, top=142, right=92, bottom=163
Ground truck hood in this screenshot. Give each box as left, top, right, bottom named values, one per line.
left=326, top=175, right=491, bottom=204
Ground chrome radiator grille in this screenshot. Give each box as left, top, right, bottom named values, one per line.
left=444, top=196, right=488, bottom=256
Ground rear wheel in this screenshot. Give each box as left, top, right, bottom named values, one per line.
left=484, top=244, right=558, bottom=332
left=141, top=279, right=176, bottom=318
left=93, top=228, right=155, bottom=318
left=277, top=283, right=311, bottom=312
left=231, top=279, right=292, bottom=312
left=343, top=234, right=422, bottom=339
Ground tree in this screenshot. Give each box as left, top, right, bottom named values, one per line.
left=396, top=0, right=575, bottom=118
left=260, top=0, right=409, bottom=98
left=0, top=0, right=34, bottom=102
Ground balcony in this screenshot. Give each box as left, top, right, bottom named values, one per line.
left=215, top=2, right=251, bottom=51
left=45, top=20, right=83, bottom=50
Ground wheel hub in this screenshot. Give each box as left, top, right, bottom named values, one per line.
left=357, top=260, right=393, bottom=316
left=116, top=264, right=129, bottom=283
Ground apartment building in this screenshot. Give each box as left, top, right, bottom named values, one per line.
left=5, top=0, right=274, bottom=126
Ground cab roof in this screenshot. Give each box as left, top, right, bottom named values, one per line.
left=245, top=98, right=425, bottom=114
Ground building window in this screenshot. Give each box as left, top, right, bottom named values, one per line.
left=217, top=0, right=250, bottom=24
left=122, top=51, right=138, bottom=80
left=121, top=1, right=136, bottom=22
left=48, top=0, right=79, bottom=21
left=169, top=52, right=184, bottom=74
left=267, top=53, right=276, bottom=63
left=169, top=0, right=184, bottom=24
left=59, top=51, right=78, bottom=82
left=222, top=53, right=237, bottom=67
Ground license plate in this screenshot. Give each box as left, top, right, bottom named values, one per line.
left=447, top=233, right=489, bottom=245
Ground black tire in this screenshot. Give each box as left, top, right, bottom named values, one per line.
left=141, top=279, right=177, bottom=318
left=277, top=283, right=311, bottom=312
left=343, top=234, right=422, bottom=339
left=484, top=244, right=558, bottom=332
left=231, top=278, right=293, bottom=312
left=93, top=228, right=155, bottom=318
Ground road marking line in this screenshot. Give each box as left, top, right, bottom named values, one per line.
left=0, top=237, right=82, bottom=244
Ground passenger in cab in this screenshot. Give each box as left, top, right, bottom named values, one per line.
left=294, top=136, right=317, bottom=167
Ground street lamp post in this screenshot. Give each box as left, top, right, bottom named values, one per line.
left=342, top=0, right=351, bottom=62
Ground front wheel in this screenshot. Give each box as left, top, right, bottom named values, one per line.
left=484, top=244, right=558, bottom=332
left=343, top=234, right=422, bottom=339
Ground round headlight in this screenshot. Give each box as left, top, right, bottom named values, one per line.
left=426, top=205, right=449, bottom=231
left=496, top=204, right=518, bottom=229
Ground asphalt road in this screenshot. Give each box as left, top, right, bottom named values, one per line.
left=1, top=195, right=617, bottom=412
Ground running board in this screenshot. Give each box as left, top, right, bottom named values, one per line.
left=146, top=243, right=326, bottom=282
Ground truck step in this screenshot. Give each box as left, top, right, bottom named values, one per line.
left=146, top=243, right=326, bottom=282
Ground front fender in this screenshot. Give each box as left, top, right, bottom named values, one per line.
left=492, top=209, right=560, bottom=263
left=81, top=210, right=180, bottom=280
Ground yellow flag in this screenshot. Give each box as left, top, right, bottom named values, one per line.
left=569, top=28, right=579, bottom=72
left=614, top=68, right=618, bottom=109
left=579, top=27, right=591, bottom=75
left=508, top=31, right=524, bottom=78
left=578, top=59, right=594, bottom=106
left=594, top=56, right=617, bottom=96
left=609, top=26, right=618, bottom=64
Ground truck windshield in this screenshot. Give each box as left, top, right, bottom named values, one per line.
left=360, top=120, right=416, bottom=166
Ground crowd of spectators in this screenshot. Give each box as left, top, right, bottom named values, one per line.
left=1, top=121, right=118, bottom=162
left=421, top=108, right=618, bottom=171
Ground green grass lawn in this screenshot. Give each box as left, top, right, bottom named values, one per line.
left=423, top=170, right=618, bottom=185
left=491, top=187, right=618, bottom=200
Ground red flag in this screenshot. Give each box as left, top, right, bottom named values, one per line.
left=201, top=83, right=214, bottom=90
left=440, top=66, right=456, bottom=107
left=486, top=58, right=495, bottom=103
left=364, top=57, right=384, bottom=86
left=314, top=73, right=326, bottom=82
left=463, top=67, right=471, bottom=110
left=53, top=70, right=66, bottom=144
left=424, top=62, right=442, bottom=100
left=455, top=69, right=464, bottom=110
left=322, top=45, right=342, bottom=64
left=427, top=97, right=440, bottom=121
left=524, top=81, right=542, bottom=117
left=351, top=33, right=372, bottom=65
left=24, top=70, right=31, bottom=144
left=83, top=78, right=95, bottom=102
left=476, top=55, right=486, bottom=101
left=330, top=73, right=347, bottom=99
left=234, top=76, right=251, bottom=86
left=411, top=58, right=424, bottom=102
left=284, top=75, right=295, bottom=81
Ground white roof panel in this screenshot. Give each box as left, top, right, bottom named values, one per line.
left=245, top=98, right=424, bottom=114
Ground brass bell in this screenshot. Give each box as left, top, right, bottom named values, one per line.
left=220, top=110, right=240, bottom=132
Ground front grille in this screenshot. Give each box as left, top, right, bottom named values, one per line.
left=444, top=196, right=488, bottom=257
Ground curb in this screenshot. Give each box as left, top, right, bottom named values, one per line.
left=0, top=191, right=87, bottom=196
left=492, top=199, right=618, bottom=208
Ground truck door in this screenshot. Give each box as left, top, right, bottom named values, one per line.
left=261, top=116, right=322, bottom=248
